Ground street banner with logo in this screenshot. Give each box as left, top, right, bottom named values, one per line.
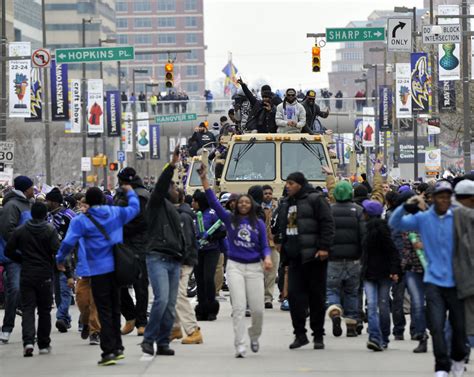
left=378, top=85, right=392, bottom=131
left=362, top=107, right=375, bottom=148
left=354, top=118, right=364, bottom=154
left=438, top=5, right=460, bottom=81
left=137, top=112, right=150, bottom=153
left=106, top=90, right=121, bottom=137
left=395, top=63, right=412, bottom=119
left=50, top=59, right=69, bottom=121
left=425, top=148, right=441, bottom=175
left=9, top=42, right=31, bottom=118
left=410, top=53, right=430, bottom=113
left=438, top=80, right=456, bottom=112
left=149, top=124, right=160, bottom=160
left=122, top=112, right=133, bottom=152
left=66, top=79, right=81, bottom=133
left=25, top=67, right=42, bottom=122
left=87, top=79, right=104, bottom=133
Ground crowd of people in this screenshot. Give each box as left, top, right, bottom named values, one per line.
left=120, top=90, right=190, bottom=115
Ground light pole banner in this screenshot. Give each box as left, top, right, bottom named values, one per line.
left=50, top=59, right=69, bottom=121
left=438, top=4, right=460, bottom=81
left=106, top=90, right=121, bottom=137
left=25, top=67, right=42, bottom=122
left=395, top=63, right=412, bottom=119
left=86, top=79, right=104, bottom=133
left=8, top=42, right=31, bottom=118
left=362, top=107, right=375, bottom=147
left=66, top=79, right=81, bottom=133
left=136, top=112, right=150, bottom=153
left=378, top=85, right=392, bottom=131
left=149, top=124, right=160, bottom=160
left=354, top=119, right=364, bottom=154
left=410, top=53, right=430, bottom=114
left=438, top=80, right=456, bottom=112
left=122, top=112, right=133, bottom=152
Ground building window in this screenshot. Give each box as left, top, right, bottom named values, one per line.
left=185, top=33, right=198, bottom=45
left=135, top=35, right=152, bottom=45
left=158, top=17, right=176, bottom=28
left=133, top=1, right=151, bottom=12
left=186, top=50, right=198, bottom=60
left=186, top=66, right=198, bottom=76
left=116, top=1, right=128, bottom=12
left=157, top=53, right=168, bottom=61
left=158, top=0, right=176, bottom=11
left=136, top=53, right=153, bottom=61
left=158, top=34, right=176, bottom=45
left=134, top=18, right=152, bottom=28
left=116, top=18, right=128, bottom=29
left=117, top=34, right=128, bottom=44
left=185, top=0, right=198, bottom=11
left=185, top=16, right=198, bottom=28
left=186, top=82, right=199, bottom=93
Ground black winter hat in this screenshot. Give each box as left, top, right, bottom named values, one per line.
left=286, top=172, right=307, bottom=186
left=85, top=187, right=105, bottom=206
left=45, top=187, right=63, bottom=204
left=354, top=184, right=368, bottom=198
left=117, top=167, right=136, bottom=183
left=14, top=176, right=33, bottom=193
left=31, top=202, right=47, bottom=220
left=248, top=185, right=264, bottom=205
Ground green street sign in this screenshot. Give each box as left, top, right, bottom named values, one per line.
left=326, top=27, right=385, bottom=42
left=155, top=113, right=197, bottom=123
left=55, top=46, right=135, bottom=64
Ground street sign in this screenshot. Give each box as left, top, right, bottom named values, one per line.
left=117, top=150, right=126, bottom=163
left=0, top=141, right=14, bottom=164
left=422, top=24, right=461, bottom=44
left=81, top=157, right=92, bottom=172
left=32, top=48, right=51, bottom=68
left=55, top=46, right=135, bottom=64
left=387, top=18, right=412, bottom=52
left=155, top=113, right=197, bottom=123
left=326, top=27, right=385, bottom=42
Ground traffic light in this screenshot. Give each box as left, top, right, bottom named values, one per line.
left=312, top=46, right=321, bottom=73
left=92, top=154, right=107, bottom=167
left=109, top=162, right=119, bottom=171
left=165, top=62, right=174, bottom=88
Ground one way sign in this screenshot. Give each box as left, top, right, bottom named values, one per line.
left=387, top=18, right=412, bottom=52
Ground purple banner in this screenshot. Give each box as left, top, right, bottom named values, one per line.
left=149, top=124, right=160, bottom=160
left=25, top=67, right=42, bottom=122
left=410, top=52, right=430, bottom=114
left=378, top=85, right=393, bottom=131
left=50, top=59, right=69, bottom=121
left=106, top=90, right=121, bottom=137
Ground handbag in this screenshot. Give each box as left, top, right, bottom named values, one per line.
left=84, top=213, right=141, bottom=286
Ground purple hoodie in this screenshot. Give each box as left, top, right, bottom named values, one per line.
left=205, top=189, right=271, bottom=264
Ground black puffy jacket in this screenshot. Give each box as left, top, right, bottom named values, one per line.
left=330, top=202, right=365, bottom=260
left=279, top=185, right=335, bottom=264
left=177, top=202, right=198, bottom=266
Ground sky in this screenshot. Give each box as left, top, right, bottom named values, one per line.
left=204, top=0, right=424, bottom=94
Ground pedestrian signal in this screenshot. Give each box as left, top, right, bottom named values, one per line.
left=165, top=62, right=174, bottom=88
left=109, top=162, right=119, bottom=171
left=312, top=46, right=321, bottom=73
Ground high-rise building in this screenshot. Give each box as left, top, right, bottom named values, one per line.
left=115, top=0, right=206, bottom=96
left=13, top=0, right=42, bottom=48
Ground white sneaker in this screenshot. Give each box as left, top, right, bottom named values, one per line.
left=434, top=371, right=448, bottom=377
left=235, top=345, right=246, bottom=358
left=39, top=346, right=52, bottom=355
left=0, top=332, right=11, bottom=344
left=451, top=360, right=465, bottom=377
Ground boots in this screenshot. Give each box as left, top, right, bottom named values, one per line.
left=346, top=319, right=358, bottom=337
left=182, top=328, right=203, bottom=344
left=413, top=334, right=428, bottom=353
left=121, top=319, right=136, bottom=335
left=327, top=305, right=343, bottom=337
left=170, top=327, right=183, bottom=341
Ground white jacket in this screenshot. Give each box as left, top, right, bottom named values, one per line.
left=275, top=101, right=306, bottom=133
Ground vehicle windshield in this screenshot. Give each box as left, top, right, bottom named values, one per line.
left=281, top=142, right=328, bottom=181
left=188, top=162, right=214, bottom=186
left=225, top=142, right=276, bottom=181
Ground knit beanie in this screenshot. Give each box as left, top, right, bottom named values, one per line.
left=362, top=200, right=383, bottom=217
left=333, top=181, right=353, bottom=202
left=286, top=172, right=306, bottom=186
left=85, top=187, right=105, bottom=206
left=14, top=176, right=34, bottom=193
left=354, top=184, right=368, bottom=199
left=117, top=167, right=136, bottom=183
left=45, top=187, right=63, bottom=204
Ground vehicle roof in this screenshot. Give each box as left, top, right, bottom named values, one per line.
left=230, top=133, right=328, bottom=142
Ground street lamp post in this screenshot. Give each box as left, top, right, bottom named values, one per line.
left=132, top=69, right=148, bottom=168
left=41, top=0, right=52, bottom=184
left=355, top=76, right=369, bottom=179
left=81, top=18, right=92, bottom=188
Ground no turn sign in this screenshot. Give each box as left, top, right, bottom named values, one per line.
left=32, top=48, right=51, bottom=68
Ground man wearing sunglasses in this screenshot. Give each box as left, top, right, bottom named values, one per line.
left=301, top=90, right=330, bottom=134
left=276, top=89, right=306, bottom=134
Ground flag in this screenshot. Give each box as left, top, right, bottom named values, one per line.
left=222, top=60, right=238, bottom=96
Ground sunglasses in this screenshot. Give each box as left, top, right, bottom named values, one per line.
left=286, top=94, right=296, bottom=97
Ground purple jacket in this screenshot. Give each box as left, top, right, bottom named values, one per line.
left=205, top=189, right=271, bottom=264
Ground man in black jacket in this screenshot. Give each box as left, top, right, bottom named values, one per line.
left=114, top=167, right=150, bottom=337
left=170, top=188, right=203, bottom=345
left=188, top=123, right=216, bottom=157
left=301, top=90, right=329, bottom=134
left=278, top=172, right=335, bottom=350
left=5, top=202, right=60, bottom=357
left=326, top=181, right=365, bottom=338
left=141, top=146, right=185, bottom=356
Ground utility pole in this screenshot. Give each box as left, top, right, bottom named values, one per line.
left=412, top=7, right=419, bottom=180
left=117, top=60, right=124, bottom=170
left=461, top=0, right=472, bottom=173
left=41, top=0, right=52, bottom=185
left=1, top=0, right=7, bottom=141
left=81, top=18, right=90, bottom=188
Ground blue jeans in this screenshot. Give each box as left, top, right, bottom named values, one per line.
left=364, top=279, right=391, bottom=346
left=144, top=254, right=180, bottom=346
left=54, top=271, right=72, bottom=325
left=326, top=260, right=360, bottom=320
left=2, top=262, right=21, bottom=333
left=405, top=271, right=426, bottom=336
